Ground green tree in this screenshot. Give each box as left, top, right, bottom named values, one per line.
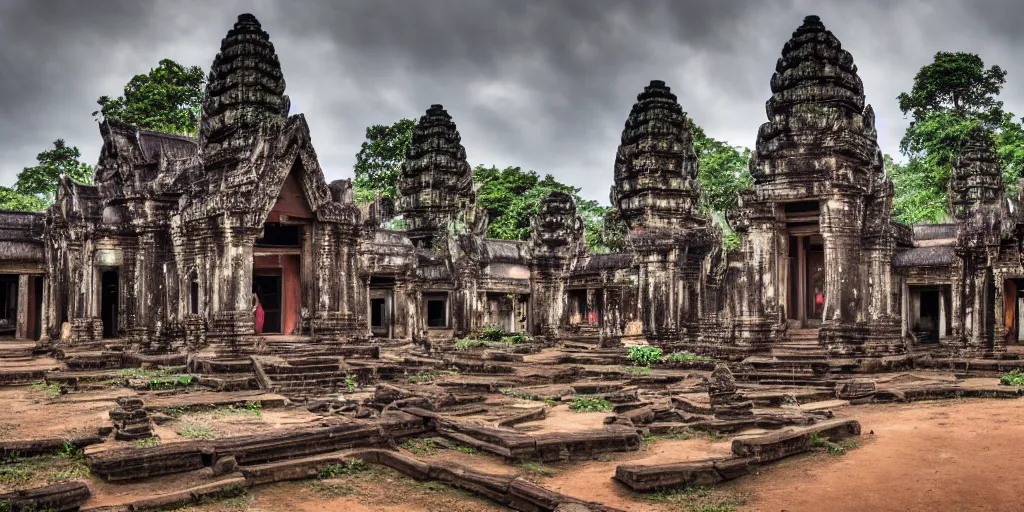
left=0, top=139, right=93, bottom=211
left=689, top=120, right=752, bottom=216
left=893, top=52, right=1024, bottom=222
left=352, top=118, right=415, bottom=204
left=93, top=59, right=205, bottom=135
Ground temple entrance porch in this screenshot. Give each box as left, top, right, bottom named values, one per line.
left=368, top=276, right=395, bottom=338
left=100, top=269, right=119, bottom=339
left=253, top=222, right=305, bottom=336
left=783, top=201, right=825, bottom=329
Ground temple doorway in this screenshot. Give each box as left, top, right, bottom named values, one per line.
left=101, top=269, right=119, bottom=339
left=908, top=285, right=949, bottom=344
left=0, top=275, right=17, bottom=336
left=369, top=276, right=395, bottom=338
left=253, top=273, right=282, bottom=334
left=784, top=201, right=824, bottom=328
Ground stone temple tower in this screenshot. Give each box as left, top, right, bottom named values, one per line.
left=397, top=105, right=476, bottom=248
left=611, top=80, right=720, bottom=345
left=950, top=128, right=1003, bottom=351
left=734, top=15, right=901, bottom=355
left=199, top=13, right=290, bottom=181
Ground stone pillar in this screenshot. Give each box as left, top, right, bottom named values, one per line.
left=15, top=274, right=28, bottom=340
left=820, top=195, right=863, bottom=325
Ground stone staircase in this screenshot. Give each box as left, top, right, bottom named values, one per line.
left=0, top=341, right=36, bottom=362
left=739, top=329, right=836, bottom=387
left=252, top=355, right=357, bottom=402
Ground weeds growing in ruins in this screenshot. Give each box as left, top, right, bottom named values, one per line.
left=119, top=366, right=185, bottom=378
left=245, top=400, right=263, bottom=416
left=808, top=433, right=851, bottom=456
left=400, top=437, right=475, bottom=456
left=569, top=397, right=613, bottom=413
left=0, top=454, right=90, bottom=489
left=627, top=346, right=663, bottom=366
left=146, top=374, right=194, bottom=390
left=643, top=485, right=747, bottom=512
left=401, top=437, right=444, bottom=456
left=133, top=437, right=161, bottom=448
left=55, top=441, right=81, bottom=459
left=345, top=375, right=357, bottom=391
left=409, top=370, right=458, bottom=383
left=664, top=352, right=711, bottom=362
left=177, top=423, right=215, bottom=440
left=624, top=366, right=652, bottom=375
left=454, top=338, right=489, bottom=351
left=515, top=462, right=558, bottom=480
left=1000, top=369, right=1024, bottom=386
left=318, top=459, right=368, bottom=479
left=30, top=382, right=62, bottom=398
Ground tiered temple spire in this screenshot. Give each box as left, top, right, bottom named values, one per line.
left=397, top=104, right=475, bottom=247
left=199, top=13, right=290, bottom=172
left=611, top=80, right=701, bottom=232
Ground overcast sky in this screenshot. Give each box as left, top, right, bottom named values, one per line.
left=0, top=0, right=1021, bottom=204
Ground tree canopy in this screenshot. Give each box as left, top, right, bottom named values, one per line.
left=352, top=118, right=415, bottom=205
left=689, top=120, right=752, bottom=219
left=472, top=165, right=619, bottom=253
left=0, top=139, right=93, bottom=211
left=93, top=58, right=205, bottom=135
left=891, top=51, right=1024, bottom=223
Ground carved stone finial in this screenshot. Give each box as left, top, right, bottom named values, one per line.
left=531, top=190, right=584, bottom=251
left=396, top=104, right=475, bottom=247
left=610, top=80, right=700, bottom=232
left=200, top=12, right=290, bottom=172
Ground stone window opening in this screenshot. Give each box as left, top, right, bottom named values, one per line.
left=188, top=270, right=200, bottom=316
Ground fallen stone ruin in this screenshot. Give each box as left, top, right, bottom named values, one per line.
left=2, top=332, right=1023, bottom=512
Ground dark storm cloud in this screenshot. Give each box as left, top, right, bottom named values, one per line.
left=0, top=0, right=1021, bottom=203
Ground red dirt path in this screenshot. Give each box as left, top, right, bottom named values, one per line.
left=737, top=399, right=1024, bottom=512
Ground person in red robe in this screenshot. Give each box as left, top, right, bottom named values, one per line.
left=253, top=292, right=265, bottom=334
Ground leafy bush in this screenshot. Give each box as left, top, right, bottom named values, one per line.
left=344, top=375, right=357, bottom=391
left=504, top=332, right=531, bottom=344
left=1000, top=369, right=1024, bottom=386
left=627, top=346, right=663, bottom=367
left=480, top=327, right=507, bottom=341
left=569, top=397, right=613, bottom=413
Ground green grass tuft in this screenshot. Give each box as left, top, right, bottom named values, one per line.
left=664, top=352, right=711, bottom=362
left=318, top=459, right=368, bottom=479
left=133, top=437, right=161, bottom=448
left=177, top=423, right=215, bottom=440
left=627, top=346, right=663, bottom=366
left=569, top=397, right=613, bottom=413
left=30, top=382, right=62, bottom=398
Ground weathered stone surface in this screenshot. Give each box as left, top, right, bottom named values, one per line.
left=0, top=481, right=91, bottom=512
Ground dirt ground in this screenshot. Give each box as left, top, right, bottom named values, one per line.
left=6, top=381, right=1024, bottom=511
left=736, top=398, right=1024, bottom=512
